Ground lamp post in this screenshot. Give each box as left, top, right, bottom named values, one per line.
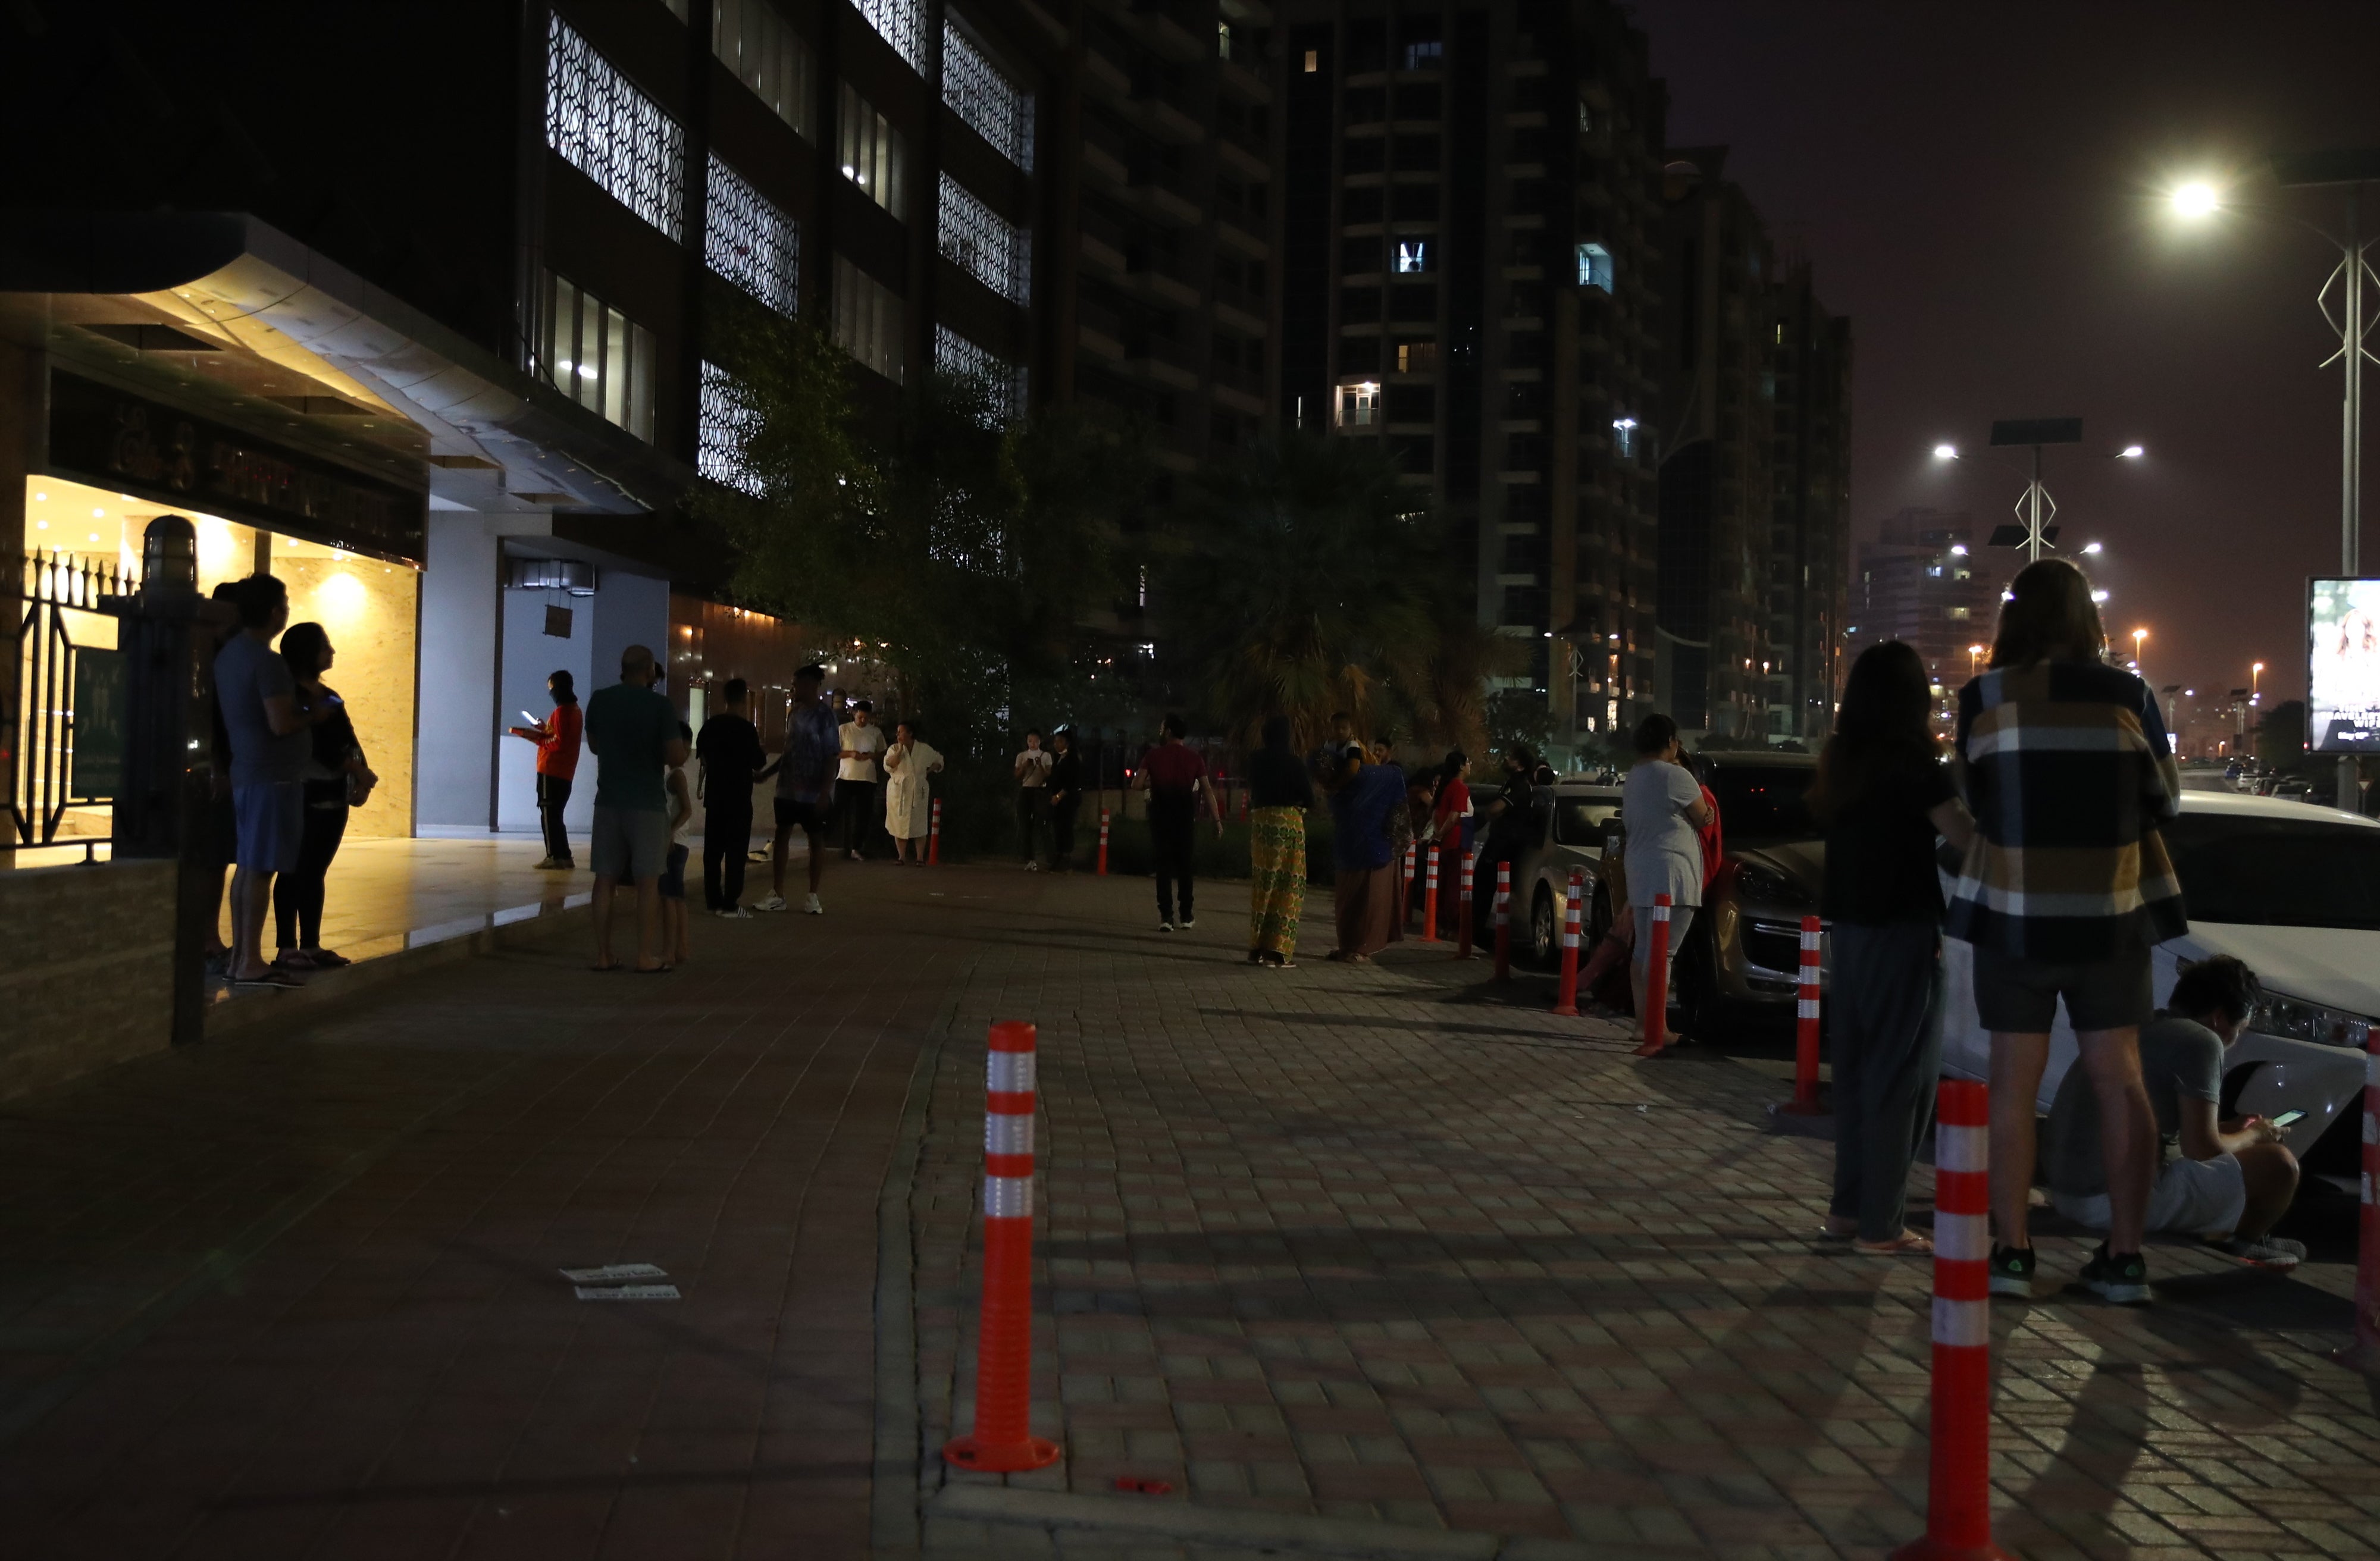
left=2131, top=627, right=2149, bottom=679
left=2170, top=151, right=2379, bottom=812
left=1933, top=433, right=2144, bottom=564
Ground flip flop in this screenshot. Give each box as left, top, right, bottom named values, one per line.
left=232, top=968, right=305, bottom=990
left=1854, top=1231, right=1934, bottom=1256
left=633, top=963, right=671, bottom=974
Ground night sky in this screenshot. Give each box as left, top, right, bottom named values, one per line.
left=1639, top=0, right=2380, bottom=709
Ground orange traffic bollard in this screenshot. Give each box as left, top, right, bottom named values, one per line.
left=943, top=1021, right=1060, bottom=1473
left=1551, top=866, right=1584, bottom=1017
left=1096, top=807, right=1110, bottom=876
left=2335, top=1019, right=2380, bottom=1374
left=928, top=797, right=942, bottom=865
left=1492, top=861, right=1511, bottom=981
left=1632, top=893, right=1672, bottom=1055
left=1453, top=845, right=1476, bottom=960
left=1892, top=1079, right=2010, bottom=1560
left=1777, top=916, right=1827, bottom=1115
left=1420, top=839, right=1442, bottom=944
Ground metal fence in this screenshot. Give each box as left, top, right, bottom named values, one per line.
left=8, top=550, right=136, bottom=845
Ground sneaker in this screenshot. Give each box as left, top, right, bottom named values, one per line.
left=753, top=895, right=787, bottom=912
left=1987, top=1243, right=2037, bottom=1298
left=804, top=894, right=823, bottom=915
left=2079, top=1244, right=2152, bottom=1305
left=715, top=907, right=754, bottom=920
left=2210, top=1233, right=2306, bottom=1270
left=1158, top=921, right=1175, bottom=932
left=1025, top=860, right=1041, bottom=872
left=1179, top=916, right=1196, bottom=929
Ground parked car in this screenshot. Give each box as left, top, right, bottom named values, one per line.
left=1496, top=780, right=1623, bottom=966
left=1940, top=791, right=2380, bottom=1191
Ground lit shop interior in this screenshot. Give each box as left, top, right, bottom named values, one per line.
left=24, top=474, right=419, bottom=841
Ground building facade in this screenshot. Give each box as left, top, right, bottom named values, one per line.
left=1274, top=0, right=1670, bottom=761
left=1849, top=506, right=1992, bottom=723
left=1767, top=259, right=1852, bottom=745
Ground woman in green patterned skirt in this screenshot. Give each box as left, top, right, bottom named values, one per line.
left=1244, top=714, right=1316, bottom=967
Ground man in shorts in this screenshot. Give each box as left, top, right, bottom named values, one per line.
left=756, top=663, right=837, bottom=914
left=583, top=644, right=686, bottom=971
left=2046, top=955, right=2305, bottom=1273
left=214, top=574, right=324, bottom=988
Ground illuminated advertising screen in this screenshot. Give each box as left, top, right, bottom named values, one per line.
left=2309, top=577, right=2380, bottom=753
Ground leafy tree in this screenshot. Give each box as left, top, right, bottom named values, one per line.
left=2254, top=700, right=2307, bottom=770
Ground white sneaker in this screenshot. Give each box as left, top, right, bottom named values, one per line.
left=1179, top=916, right=1197, bottom=929
left=1158, top=921, right=1175, bottom=932
left=1025, top=861, right=1040, bottom=872
left=715, top=906, right=753, bottom=920
left=804, top=894, right=823, bottom=915
left=753, top=895, right=787, bottom=912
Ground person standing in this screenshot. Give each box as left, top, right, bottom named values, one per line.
left=507, top=670, right=583, bottom=870
left=883, top=718, right=947, bottom=863
left=837, top=699, right=886, bottom=860
left=583, top=644, right=686, bottom=971
left=1326, top=752, right=1406, bottom=961
left=1475, top=747, right=1541, bottom=899
left=1621, top=715, right=1712, bottom=1052
left=696, top=677, right=766, bottom=917
left=1046, top=729, right=1083, bottom=871
left=271, top=622, right=377, bottom=971
left=1427, top=751, right=1473, bottom=939
left=1134, top=714, right=1220, bottom=931
left=1014, top=729, right=1054, bottom=869
left=660, top=721, right=694, bottom=966
left=1244, top=714, right=1314, bottom=967
left=214, top=575, right=321, bottom=989
left=756, top=663, right=838, bottom=912
left=1950, top=557, right=2185, bottom=1304
left=1809, top=642, right=1975, bottom=1255
left=202, top=579, right=249, bottom=976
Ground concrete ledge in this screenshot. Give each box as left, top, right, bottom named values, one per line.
left=205, top=897, right=591, bottom=1039
left=929, top=1484, right=1593, bottom=1559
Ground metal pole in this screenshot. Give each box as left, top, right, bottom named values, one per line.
left=2344, top=189, right=2366, bottom=815
left=2028, top=445, right=2045, bottom=563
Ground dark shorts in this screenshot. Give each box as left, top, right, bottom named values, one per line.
left=659, top=842, right=689, bottom=899
left=232, top=782, right=305, bottom=873
left=774, top=796, right=826, bottom=831
left=1971, top=942, right=2155, bottom=1033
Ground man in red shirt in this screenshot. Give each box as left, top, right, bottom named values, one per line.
left=1133, top=713, right=1222, bottom=931
left=508, top=670, right=584, bottom=870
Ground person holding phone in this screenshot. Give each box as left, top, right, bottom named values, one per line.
left=271, top=621, right=376, bottom=971
left=2042, top=955, right=2305, bottom=1270
left=507, top=670, right=583, bottom=869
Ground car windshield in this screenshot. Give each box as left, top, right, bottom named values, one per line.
left=1554, top=797, right=1619, bottom=844
left=1705, top=766, right=1817, bottom=844
left=2162, top=813, right=2380, bottom=930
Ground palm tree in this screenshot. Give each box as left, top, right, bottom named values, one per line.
left=1153, top=435, right=1456, bottom=749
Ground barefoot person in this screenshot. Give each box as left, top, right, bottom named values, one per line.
left=584, top=644, right=685, bottom=972
left=756, top=663, right=838, bottom=913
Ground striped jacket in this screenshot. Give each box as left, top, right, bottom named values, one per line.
left=1946, top=660, right=2186, bottom=959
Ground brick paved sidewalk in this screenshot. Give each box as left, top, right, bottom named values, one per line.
left=900, top=873, right=2380, bottom=1560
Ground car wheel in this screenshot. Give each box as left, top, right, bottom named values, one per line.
left=1529, top=886, right=1558, bottom=968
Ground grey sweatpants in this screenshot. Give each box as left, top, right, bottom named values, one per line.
left=1828, top=920, right=1947, bottom=1242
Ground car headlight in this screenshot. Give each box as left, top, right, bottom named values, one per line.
left=2250, top=993, right=2375, bottom=1050
left=1733, top=863, right=1812, bottom=909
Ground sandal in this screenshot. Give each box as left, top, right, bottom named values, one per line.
left=232, top=968, right=305, bottom=990
left=1853, top=1231, right=1934, bottom=1256
left=302, top=948, right=353, bottom=969
left=1821, top=1215, right=1858, bottom=1239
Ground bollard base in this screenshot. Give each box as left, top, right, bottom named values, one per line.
left=2328, top=1340, right=2380, bottom=1377
left=1773, top=1093, right=1828, bottom=1117
left=944, top=1434, right=1061, bottom=1473
left=1632, top=1035, right=1670, bottom=1058
left=1889, top=1538, right=2014, bottom=1561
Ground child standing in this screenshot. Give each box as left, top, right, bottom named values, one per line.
left=660, top=721, right=694, bottom=968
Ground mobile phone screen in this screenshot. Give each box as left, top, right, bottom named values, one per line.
left=2269, top=1109, right=2306, bottom=1129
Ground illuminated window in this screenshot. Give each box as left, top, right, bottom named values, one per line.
left=1336, top=382, right=1380, bottom=428
left=1396, top=341, right=1438, bottom=373
left=938, top=175, right=1032, bottom=305
left=545, top=16, right=685, bottom=241
left=538, top=271, right=657, bottom=441
left=854, top=0, right=926, bottom=73
left=1303, top=49, right=1319, bottom=71
left=707, top=155, right=800, bottom=314
left=1395, top=240, right=1430, bottom=274
left=840, top=83, right=906, bottom=217
left=713, top=0, right=813, bottom=137
left=698, top=362, right=762, bottom=494
left=944, top=17, right=1034, bottom=170
left=1402, top=39, right=1442, bottom=68
left=1576, top=241, right=1614, bottom=293
left=834, top=256, right=904, bottom=383
left=935, top=326, right=1026, bottom=419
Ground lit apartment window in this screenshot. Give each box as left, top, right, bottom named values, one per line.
left=713, top=0, right=813, bottom=137
left=1302, top=49, right=1318, bottom=71
left=1577, top=99, right=1591, bottom=131
left=854, top=0, right=926, bottom=73
left=1396, top=341, right=1438, bottom=373
left=1395, top=240, right=1430, bottom=274
left=944, top=17, right=1034, bottom=170
left=938, top=174, right=1031, bottom=305
left=840, top=83, right=906, bottom=217
left=1336, top=381, right=1380, bottom=428
left=934, top=325, right=1025, bottom=419
left=1576, top=242, right=1614, bottom=292
left=834, top=256, right=904, bottom=383
left=545, top=15, right=685, bottom=241
left=1402, top=38, right=1442, bottom=68
left=698, top=362, right=763, bottom=495
left=1611, top=415, right=1637, bottom=458
left=707, top=155, right=800, bottom=314
left=539, top=270, right=657, bottom=442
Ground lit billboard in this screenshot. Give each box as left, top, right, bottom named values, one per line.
left=2309, top=577, right=2380, bottom=753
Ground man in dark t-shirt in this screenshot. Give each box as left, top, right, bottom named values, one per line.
left=1133, top=713, right=1219, bottom=931
left=696, top=678, right=768, bottom=916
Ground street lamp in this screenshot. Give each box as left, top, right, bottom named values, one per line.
left=2082, top=541, right=2105, bottom=554
left=2119, top=445, right=2146, bottom=459
left=1931, top=424, right=2145, bottom=563
left=2252, top=660, right=2265, bottom=703
left=1968, top=643, right=1985, bottom=678
left=2172, top=181, right=2221, bottom=220
left=2131, top=627, right=2149, bottom=675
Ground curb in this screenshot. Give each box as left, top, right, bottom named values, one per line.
left=929, top=1484, right=1599, bottom=1559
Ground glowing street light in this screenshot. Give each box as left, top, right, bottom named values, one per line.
left=2171, top=181, right=2221, bottom=220
left=2118, top=444, right=2146, bottom=459
left=2251, top=660, right=2265, bottom=702
left=2081, top=541, right=2105, bottom=554
left=2131, top=627, right=2149, bottom=675
left=1932, top=443, right=1958, bottom=460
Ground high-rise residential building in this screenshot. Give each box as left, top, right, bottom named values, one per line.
left=1850, top=506, right=1993, bottom=715
left=1767, top=259, right=1852, bottom=745
left=1274, top=0, right=1669, bottom=759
